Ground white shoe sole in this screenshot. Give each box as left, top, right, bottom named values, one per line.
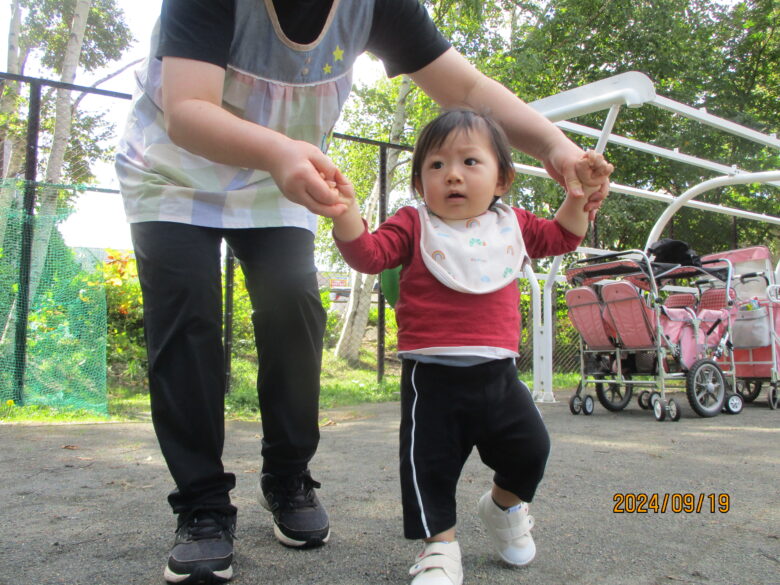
left=163, top=565, right=233, bottom=583
left=410, top=567, right=462, bottom=585
left=498, top=539, right=536, bottom=566
left=273, top=523, right=331, bottom=547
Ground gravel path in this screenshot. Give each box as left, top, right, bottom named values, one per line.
left=1, top=395, right=778, bottom=585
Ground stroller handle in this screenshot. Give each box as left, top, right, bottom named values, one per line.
left=739, top=271, right=769, bottom=285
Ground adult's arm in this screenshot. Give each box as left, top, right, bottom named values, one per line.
left=160, top=56, right=344, bottom=217
left=409, top=48, right=611, bottom=213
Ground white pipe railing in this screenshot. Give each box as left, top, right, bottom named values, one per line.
left=645, top=171, right=780, bottom=249
left=524, top=264, right=543, bottom=398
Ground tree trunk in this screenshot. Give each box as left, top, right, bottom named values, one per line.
left=334, top=76, right=414, bottom=363
left=27, top=0, right=92, bottom=303
left=1, top=0, right=23, bottom=234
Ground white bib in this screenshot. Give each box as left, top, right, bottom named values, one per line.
left=418, top=203, right=529, bottom=294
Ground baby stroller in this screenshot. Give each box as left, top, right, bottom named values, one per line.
left=565, top=246, right=741, bottom=422
left=702, top=246, right=780, bottom=409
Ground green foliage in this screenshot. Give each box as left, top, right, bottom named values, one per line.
left=3, top=0, right=133, bottom=184
left=20, top=0, right=133, bottom=74
left=63, top=111, right=117, bottom=184
left=319, top=350, right=399, bottom=408
left=0, top=399, right=110, bottom=422
left=103, top=249, right=146, bottom=387
left=321, top=288, right=344, bottom=348
left=367, top=304, right=399, bottom=354
left=504, top=0, right=779, bottom=253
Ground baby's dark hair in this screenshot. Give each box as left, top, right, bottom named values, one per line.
left=411, top=109, right=515, bottom=193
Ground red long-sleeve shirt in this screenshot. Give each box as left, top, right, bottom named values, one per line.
left=335, top=206, right=582, bottom=353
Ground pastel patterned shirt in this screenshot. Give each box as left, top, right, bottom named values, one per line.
left=115, top=0, right=449, bottom=231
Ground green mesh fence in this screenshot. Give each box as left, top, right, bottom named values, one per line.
left=0, top=181, right=107, bottom=414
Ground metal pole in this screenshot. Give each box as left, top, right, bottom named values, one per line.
left=223, top=246, right=235, bottom=394
left=377, top=145, right=388, bottom=383
left=13, top=81, right=42, bottom=404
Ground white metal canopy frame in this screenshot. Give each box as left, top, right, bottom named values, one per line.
left=519, top=71, right=780, bottom=402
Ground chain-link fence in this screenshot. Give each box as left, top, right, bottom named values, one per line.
left=0, top=180, right=107, bottom=413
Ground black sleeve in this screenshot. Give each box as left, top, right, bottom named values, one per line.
left=367, top=0, right=451, bottom=77
left=156, top=0, right=235, bottom=68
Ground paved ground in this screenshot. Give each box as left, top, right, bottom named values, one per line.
left=1, top=392, right=779, bottom=585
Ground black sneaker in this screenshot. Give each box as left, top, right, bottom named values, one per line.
left=260, top=470, right=330, bottom=548
left=164, top=510, right=236, bottom=584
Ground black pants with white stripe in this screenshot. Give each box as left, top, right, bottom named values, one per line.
left=399, top=358, right=550, bottom=539
left=131, top=222, right=325, bottom=515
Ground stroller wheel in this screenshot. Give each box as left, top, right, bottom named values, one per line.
left=723, top=393, right=743, bottom=415
left=569, top=394, right=582, bottom=415
left=595, top=374, right=633, bottom=412
left=638, top=390, right=651, bottom=410
left=667, top=398, right=681, bottom=421
left=686, top=359, right=727, bottom=418
left=768, top=384, right=779, bottom=410
left=653, top=396, right=667, bottom=421
left=582, top=395, right=595, bottom=415
left=736, top=380, right=761, bottom=403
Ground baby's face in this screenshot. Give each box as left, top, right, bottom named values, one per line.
left=415, top=128, right=509, bottom=221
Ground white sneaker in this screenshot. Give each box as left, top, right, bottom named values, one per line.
left=409, top=541, right=463, bottom=585
left=477, top=491, right=536, bottom=566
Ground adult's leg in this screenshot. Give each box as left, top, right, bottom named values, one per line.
left=132, top=222, right=236, bottom=514
left=227, top=227, right=325, bottom=475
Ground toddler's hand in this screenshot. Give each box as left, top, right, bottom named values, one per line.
left=576, top=150, right=614, bottom=221
left=321, top=171, right=357, bottom=217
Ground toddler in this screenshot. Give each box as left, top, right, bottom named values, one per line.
left=328, top=109, right=610, bottom=584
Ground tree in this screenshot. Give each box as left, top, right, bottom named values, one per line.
left=0, top=0, right=132, bottom=357
left=499, top=0, right=779, bottom=254
left=2, top=0, right=133, bottom=180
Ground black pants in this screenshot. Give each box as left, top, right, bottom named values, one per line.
left=399, top=358, right=550, bottom=539
left=131, top=222, right=326, bottom=515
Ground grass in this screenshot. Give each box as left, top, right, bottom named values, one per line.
left=522, top=371, right=582, bottom=393
left=1, top=351, right=580, bottom=424
left=0, top=400, right=112, bottom=423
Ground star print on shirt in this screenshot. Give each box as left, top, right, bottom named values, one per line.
left=333, top=45, right=344, bottom=61
left=323, top=63, right=332, bottom=74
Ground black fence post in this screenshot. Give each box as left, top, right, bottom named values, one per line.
left=12, top=80, right=42, bottom=405
left=377, top=145, right=388, bottom=383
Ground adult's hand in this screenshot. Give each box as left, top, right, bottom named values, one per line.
left=266, top=139, right=348, bottom=218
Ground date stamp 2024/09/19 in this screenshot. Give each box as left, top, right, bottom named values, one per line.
left=613, top=493, right=730, bottom=514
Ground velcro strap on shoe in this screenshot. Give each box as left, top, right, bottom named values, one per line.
left=496, top=514, right=535, bottom=541
left=409, top=543, right=462, bottom=583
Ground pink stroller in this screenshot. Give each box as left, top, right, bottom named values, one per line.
left=565, top=249, right=740, bottom=421
left=702, top=246, right=780, bottom=410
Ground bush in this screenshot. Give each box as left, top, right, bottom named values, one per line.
left=367, top=305, right=398, bottom=353
left=321, top=288, right=343, bottom=348
left=104, top=250, right=147, bottom=388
